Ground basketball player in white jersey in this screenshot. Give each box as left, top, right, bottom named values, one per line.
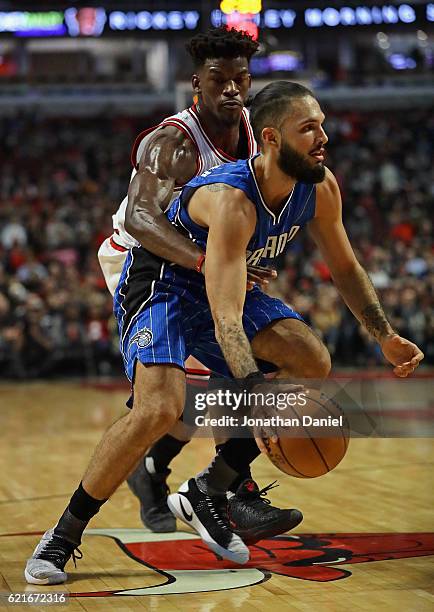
left=96, top=27, right=301, bottom=539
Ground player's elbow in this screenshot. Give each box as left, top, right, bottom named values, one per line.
left=124, top=207, right=152, bottom=242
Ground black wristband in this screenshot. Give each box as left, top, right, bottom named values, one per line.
left=243, top=370, right=266, bottom=393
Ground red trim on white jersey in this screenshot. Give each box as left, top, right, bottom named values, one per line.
left=188, top=104, right=256, bottom=162
left=130, top=122, right=160, bottom=170
left=241, top=108, right=257, bottom=156
left=109, top=235, right=128, bottom=252
left=130, top=114, right=201, bottom=177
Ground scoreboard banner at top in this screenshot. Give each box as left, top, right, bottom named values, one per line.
left=0, top=3, right=431, bottom=37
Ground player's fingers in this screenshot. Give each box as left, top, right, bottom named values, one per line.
left=255, top=420, right=276, bottom=442
left=247, top=266, right=277, bottom=278
left=255, top=436, right=267, bottom=454
left=393, top=365, right=411, bottom=377
left=276, top=384, right=307, bottom=395
left=246, top=273, right=267, bottom=287
left=411, top=351, right=424, bottom=365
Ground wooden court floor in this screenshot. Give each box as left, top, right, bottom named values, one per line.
left=0, top=381, right=433, bottom=612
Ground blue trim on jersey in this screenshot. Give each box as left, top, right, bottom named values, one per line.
left=166, top=155, right=316, bottom=267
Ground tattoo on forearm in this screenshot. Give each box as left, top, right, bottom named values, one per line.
left=340, top=264, right=394, bottom=343
left=361, top=303, right=393, bottom=342
left=206, top=183, right=232, bottom=192
left=216, top=319, right=257, bottom=378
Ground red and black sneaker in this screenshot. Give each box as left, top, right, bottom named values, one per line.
left=227, top=479, right=303, bottom=545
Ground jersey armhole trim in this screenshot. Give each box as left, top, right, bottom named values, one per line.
left=130, top=123, right=160, bottom=170
left=159, top=119, right=201, bottom=182
left=130, top=119, right=200, bottom=178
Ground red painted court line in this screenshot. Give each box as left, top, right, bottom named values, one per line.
left=371, top=406, right=434, bottom=421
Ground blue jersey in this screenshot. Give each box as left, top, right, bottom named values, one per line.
left=167, top=154, right=316, bottom=267
left=115, top=154, right=311, bottom=380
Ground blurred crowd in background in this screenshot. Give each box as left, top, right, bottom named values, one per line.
left=0, top=107, right=432, bottom=378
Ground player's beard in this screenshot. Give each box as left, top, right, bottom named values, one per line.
left=277, top=141, right=326, bottom=183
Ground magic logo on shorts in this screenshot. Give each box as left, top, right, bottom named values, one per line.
left=128, top=328, right=153, bottom=350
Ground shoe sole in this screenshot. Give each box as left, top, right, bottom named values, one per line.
left=234, top=509, right=303, bottom=545
left=24, top=568, right=67, bottom=585
left=167, top=492, right=249, bottom=564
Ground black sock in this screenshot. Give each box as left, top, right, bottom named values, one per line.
left=54, top=482, right=107, bottom=545
left=215, top=443, right=253, bottom=493
left=145, top=434, right=188, bottom=475
left=228, top=468, right=253, bottom=493
left=220, top=437, right=260, bottom=473
left=197, top=438, right=259, bottom=495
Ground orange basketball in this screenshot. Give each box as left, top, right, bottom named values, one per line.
left=260, top=390, right=350, bottom=478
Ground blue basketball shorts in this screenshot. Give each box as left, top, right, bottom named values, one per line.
left=114, top=247, right=304, bottom=382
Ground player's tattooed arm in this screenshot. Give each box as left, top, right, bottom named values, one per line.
left=214, top=318, right=258, bottom=378
left=361, top=299, right=394, bottom=343
left=310, top=169, right=423, bottom=376
left=125, top=125, right=203, bottom=270
left=199, top=188, right=259, bottom=378
left=309, top=169, right=395, bottom=342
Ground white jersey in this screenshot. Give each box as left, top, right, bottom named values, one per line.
left=99, top=104, right=258, bottom=295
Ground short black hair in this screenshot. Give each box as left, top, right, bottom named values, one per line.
left=186, top=27, right=259, bottom=68
left=249, top=81, right=315, bottom=144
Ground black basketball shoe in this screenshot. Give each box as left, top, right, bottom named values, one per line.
left=167, top=478, right=249, bottom=564
left=127, top=459, right=176, bottom=532
left=227, top=479, right=303, bottom=545
left=25, top=529, right=82, bottom=585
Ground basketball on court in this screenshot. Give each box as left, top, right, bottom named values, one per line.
left=260, top=391, right=350, bottom=478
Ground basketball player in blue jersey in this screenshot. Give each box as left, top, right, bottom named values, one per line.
left=25, top=80, right=424, bottom=579
left=159, top=81, right=423, bottom=557
left=25, top=32, right=301, bottom=586
left=98, top=28, right=299, bottom=538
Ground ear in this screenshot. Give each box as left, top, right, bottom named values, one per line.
left=191, top=74, right=201, bottom=94
left=261, top=127, right=280, bottom=148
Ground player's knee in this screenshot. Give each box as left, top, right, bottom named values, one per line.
left=154, top=401, right=184, bottom=434
left=298, top=330, right=332, bottom=379
left=308, top=346, right=331, bottom=380
left=279, top=339, right=331, bottom=380
left=130, top=395, right=182, bottom=438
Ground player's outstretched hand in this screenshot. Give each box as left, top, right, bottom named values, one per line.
left=246, top=265, right=277, bottom=290
left=381, top=334, right=424, bottom=377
